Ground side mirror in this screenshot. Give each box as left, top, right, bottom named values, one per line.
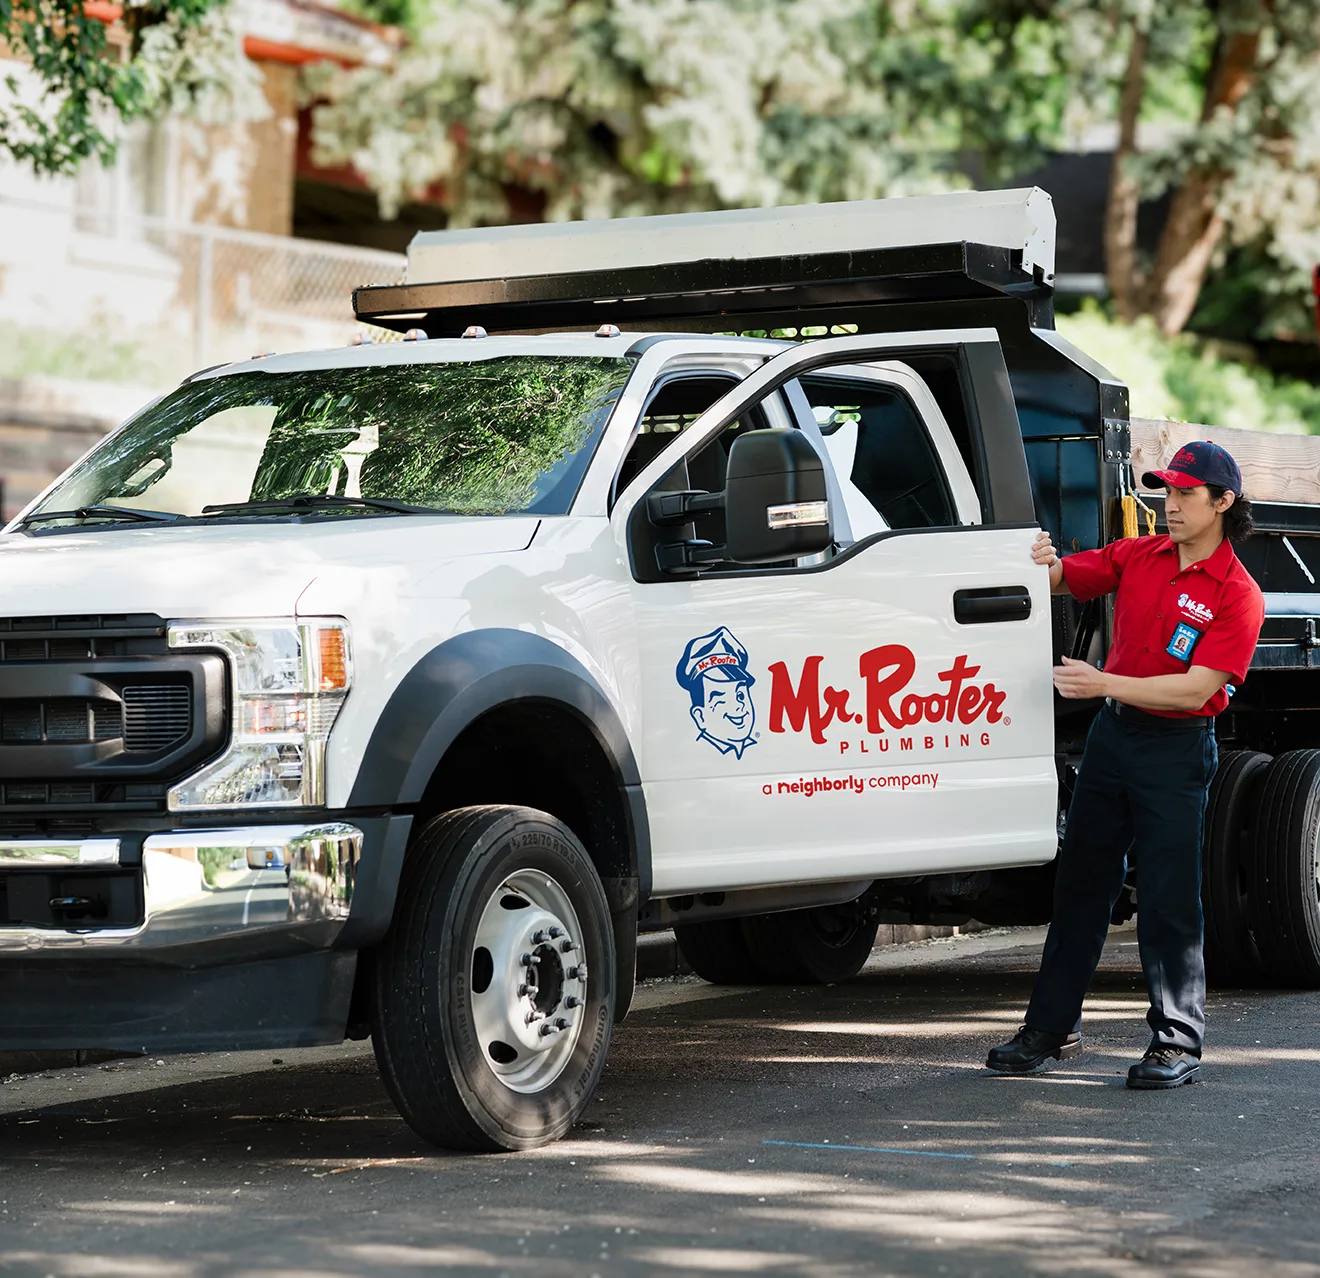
left=724, top=428, right=831, bottom=564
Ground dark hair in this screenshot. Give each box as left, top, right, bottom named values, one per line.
left=1208, top=484, right=1255, bottom=541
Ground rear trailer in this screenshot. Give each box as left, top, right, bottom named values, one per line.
left=360, top=187, right=1320, bottom=989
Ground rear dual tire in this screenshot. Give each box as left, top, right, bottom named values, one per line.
left=1201, top=749, right=1270, bottom=986
left=676, top=901, right=878, bottom=986
left=1250, top=750, right=1320, bottom=988
left=1201, top=747, right=1320, bottom=989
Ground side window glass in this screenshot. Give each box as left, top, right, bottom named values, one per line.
left=615, top=374, right=739, bottom=499
left=800, top=376, right=957, bottom=530
left=624, top=383, right=779, bottom=582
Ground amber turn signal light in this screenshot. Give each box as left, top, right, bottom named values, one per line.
left=317, top=626, right=349, bottom=691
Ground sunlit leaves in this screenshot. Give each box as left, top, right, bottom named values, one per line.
left=0, top=0, right=263, bottom=173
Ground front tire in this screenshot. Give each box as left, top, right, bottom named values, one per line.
left=1250, top=751, right=1320, bottom=988
left=371, top=806, right=615, bottom=1151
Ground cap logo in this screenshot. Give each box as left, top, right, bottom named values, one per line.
left=693, top=653, right=739, bottom=675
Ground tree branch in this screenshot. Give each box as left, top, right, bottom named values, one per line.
left=1104, top=21, right=1148, bottom=321
left=1145, top=18, right=1263, bottom=335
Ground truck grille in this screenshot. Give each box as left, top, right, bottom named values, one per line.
left=123, top=685, right=192, bottom=752
left=0, top=614, right=170, bottom=662
left=0, top=700, right=122, bottom=744
left=0, top=615, right=226, bottom=812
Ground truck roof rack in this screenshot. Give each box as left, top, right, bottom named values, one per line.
left=353, top=188, right=1058, bottom=339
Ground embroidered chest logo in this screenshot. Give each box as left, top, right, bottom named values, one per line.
left=1176, top=592, right=1215, bottom=624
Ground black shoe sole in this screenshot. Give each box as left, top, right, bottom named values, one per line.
left=1127, top=1064, right=1200, bottom=1090
left=986, top=1040, right=1083, bottom=1073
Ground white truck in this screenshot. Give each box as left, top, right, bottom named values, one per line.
left=2, top=189, right=1318, bottom=1151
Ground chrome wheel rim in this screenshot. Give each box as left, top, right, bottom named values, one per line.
left=469, top=869, right=588, bottom=1095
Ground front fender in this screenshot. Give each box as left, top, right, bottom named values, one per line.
left=345, top=631, right=648, bottom=1011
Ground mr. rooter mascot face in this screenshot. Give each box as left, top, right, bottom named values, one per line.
left=676, top=626, right=757, bottom=760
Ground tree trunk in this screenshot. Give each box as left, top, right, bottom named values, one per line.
left=1145, top=24, right=1262, bottom=335
left=1105, top=23, right=1149, bottom=321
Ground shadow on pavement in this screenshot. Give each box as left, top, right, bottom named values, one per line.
left=1, top=938, right=1318, bottom=1277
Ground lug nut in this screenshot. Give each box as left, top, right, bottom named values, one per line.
left=539, top=1022, right=557, bottom=1037
left=520, top=952, right=539, bottom=967
left=554, top=1017, right=569, bottom=1031
left=560, top=939, right=576, bottom=953
left=549, top=926, right=564, bottom=939
left=568, top=963, right=587, bottom=981
left=517, top=983, right=528, bottom=997
left=564, top=995, right=582, bottom=1009
left=532, top=929, right=547, bottom=944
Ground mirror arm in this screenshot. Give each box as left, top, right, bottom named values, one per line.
left=646, top=489, right=726, bottom=527
left=655, top=539, right=728, bottom=576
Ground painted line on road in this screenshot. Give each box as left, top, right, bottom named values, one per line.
left=762, top=1139, right=1071, bottom=1167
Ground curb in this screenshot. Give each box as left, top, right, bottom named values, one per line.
left=0, top=1049, right=130, bottom=1077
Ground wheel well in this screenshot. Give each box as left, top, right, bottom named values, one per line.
left=415, top=699, right=635, bottom=887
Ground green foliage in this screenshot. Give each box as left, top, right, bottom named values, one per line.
left=304, top=0, right=971, bottom=225
left=307, top=0, right=1320, bottom=337
left=1059, top=301, right=1320, bottom=434
left=0, top=0, right=259, bottom=174
left=0, top=317, right=172, bottom=384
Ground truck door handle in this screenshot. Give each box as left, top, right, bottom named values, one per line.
left=954, top=587, right=1032, bottom=625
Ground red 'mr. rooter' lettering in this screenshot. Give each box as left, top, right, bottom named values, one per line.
left=767, top=657, right=858, bottom=745
left=859, top=646, right=1004, bottom=733
left=769, top=644, right=1005, bottom=743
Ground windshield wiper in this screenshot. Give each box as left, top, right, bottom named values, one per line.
left=18, top=505, right=182, bottom=527
left=201, top=495, right=444, bottom=517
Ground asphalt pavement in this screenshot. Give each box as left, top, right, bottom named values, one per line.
left=2, top=926, right=1319, bottom=1277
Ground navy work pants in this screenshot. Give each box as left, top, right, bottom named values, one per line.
left=1026, top=703, right=1217, bottom=1055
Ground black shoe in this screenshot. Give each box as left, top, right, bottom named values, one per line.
left=1127, top=1046, right=1201, bottom=1089
left=986, top=1026, right=1082, bottom=1073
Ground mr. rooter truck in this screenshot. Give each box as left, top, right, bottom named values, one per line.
left=3, top=189, right=1319, bottom=1151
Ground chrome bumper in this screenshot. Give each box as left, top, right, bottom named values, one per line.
left=0, top=823, right=361, bottom=955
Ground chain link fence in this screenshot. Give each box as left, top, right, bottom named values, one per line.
left=0, top=193, right=406, bottom=389
left=0, top=194, right=406, bottom=517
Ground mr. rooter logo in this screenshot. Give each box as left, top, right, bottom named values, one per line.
left=767, top=644, right=1007, bottom=755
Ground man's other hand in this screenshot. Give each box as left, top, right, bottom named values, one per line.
left=1053, top=655, right=1108, bottom=700
left=1032, top=531, right=1059, bottom=567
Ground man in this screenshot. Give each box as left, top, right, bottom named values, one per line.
left=676, top=626, right=758, bottom=759
left=987, top=441, right=1264, bottom=1089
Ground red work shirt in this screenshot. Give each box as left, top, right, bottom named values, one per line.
left=1060, top=534, right=1264, bottom=718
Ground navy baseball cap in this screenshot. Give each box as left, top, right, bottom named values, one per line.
left=1142, top=440, right=1242, bottom=494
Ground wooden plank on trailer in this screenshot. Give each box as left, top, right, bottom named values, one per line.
left=1131, top=417, right=1320, bottom=506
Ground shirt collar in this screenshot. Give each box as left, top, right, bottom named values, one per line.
left=1164, top=533, right=1235, bottom=582
left=1197, top=537, right=1235, bottom=582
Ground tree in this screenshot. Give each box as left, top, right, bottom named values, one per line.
left=1095, top=1, right=1320, bottom=336
left=0, top=0, right=263, bottom=175
left=921, top=0, right=1320, bottom=338
left=319, top=0, right=1320, bottom=341
left=306, top=0, right=969, bottom=226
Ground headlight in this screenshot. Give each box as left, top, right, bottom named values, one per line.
left=166, top=619, right=351, bottom=810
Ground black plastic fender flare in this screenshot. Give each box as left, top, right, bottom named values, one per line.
left=344, top=629, right=648, bottom=1006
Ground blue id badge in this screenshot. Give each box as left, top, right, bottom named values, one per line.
left=1167, top=622, right=1201, bottom=662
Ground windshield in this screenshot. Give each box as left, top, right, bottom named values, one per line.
left=23, top=355, right=634, bottom=526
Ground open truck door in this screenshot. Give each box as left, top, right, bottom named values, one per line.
left=610, top=329, right=1057, bottom=896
